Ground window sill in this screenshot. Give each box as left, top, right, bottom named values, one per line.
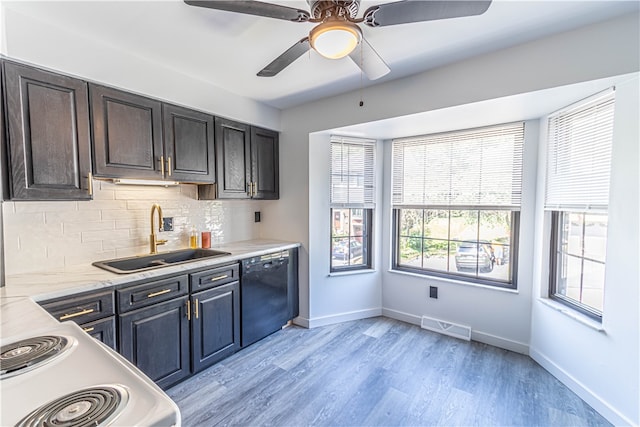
left=537, top=298, right=605, bottom=332
left=387, top=269, right=518, bottom=294
left=328, top=268, right=376, bottom=277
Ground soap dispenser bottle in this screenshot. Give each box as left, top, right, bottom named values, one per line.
left=189, top=226, right=198, bottom=249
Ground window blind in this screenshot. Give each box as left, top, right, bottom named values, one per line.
left=330, top=136, right=375, bottom=207
left=392, top=122, right=524, bottom=209
left=545, top=89, right=615, bottom=212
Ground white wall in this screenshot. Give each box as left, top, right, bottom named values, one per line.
left=0, top=5, right=280, bottom=130
left=260, top=12, right=640, bottom=425
left=529, top=75, right=640, bottom=426
left=303, top=133, right=384, bottom=327
left=3, top=180, right=264, bottom=276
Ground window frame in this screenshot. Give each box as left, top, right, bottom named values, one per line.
left=330, top=208, right=373, bottom=272
left=329, top=136, right=376, bottom=273
left=544, top=88, right=614, bottom=320
left=392, top=208, right=519, bottom=288
left=548, top=211, right=605, bottom=320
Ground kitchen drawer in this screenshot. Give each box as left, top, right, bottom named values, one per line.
left=118, top=274, right=188, bottom=313
left=190, top=263, right=239, bottom=292
left=40, top=290, right=115, bottom=324
left=80, top=316, right=117, bottom=350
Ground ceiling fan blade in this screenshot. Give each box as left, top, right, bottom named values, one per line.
left=258, top=37, right=310, bottom=77
left=184, top=1, right=310, bottom=22
left=363, top=0, right=492, bottom=27
left=348, top=38, right=390, bottom=80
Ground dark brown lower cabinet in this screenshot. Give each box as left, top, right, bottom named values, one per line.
left=191, top=281, right=240, bottom=373
left=81, top=316, right=117, bottom=350
left=119, top=296, right=190, bottom=389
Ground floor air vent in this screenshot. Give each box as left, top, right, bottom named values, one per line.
left=421, top=316, right=471, bottom=341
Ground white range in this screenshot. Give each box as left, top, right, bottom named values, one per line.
left=0, top=297, right=181, bottom=427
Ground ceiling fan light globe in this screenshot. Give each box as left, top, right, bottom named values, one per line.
left=310, top=21, right=361, bottom=59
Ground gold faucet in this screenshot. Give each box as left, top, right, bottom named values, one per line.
left=150, top=203, right=168, bottom=254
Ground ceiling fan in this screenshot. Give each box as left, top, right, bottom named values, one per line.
left=184, top=0, right=492, bottom=80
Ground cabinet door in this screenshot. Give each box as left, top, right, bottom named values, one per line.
left=81, top=316, right=117, bottom=351
left=3, top=61, right=91, bottom=200
left=119, top=296, right=190, bottom=389
left=250, top=126, right=279, bottom=200
left=191, top=281, right=240, bottom=373
left=215, top=117, right=251, bottom=199
left=163, top=104, right=215, bottom=183
left=90, top=84, right=163, bottom=179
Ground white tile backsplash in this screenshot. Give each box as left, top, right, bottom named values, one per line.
left=3, top=179, right=263, bottom=275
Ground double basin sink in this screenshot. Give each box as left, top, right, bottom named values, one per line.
left=93, top=249, right=231, bottom=274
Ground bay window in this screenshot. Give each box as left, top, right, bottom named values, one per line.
left=546, top=89, right=615, bottom=319
left=392, top=122, right=524, bottom=288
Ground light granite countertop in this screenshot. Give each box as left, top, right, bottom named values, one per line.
left=1, top=239, right=300, bottom=302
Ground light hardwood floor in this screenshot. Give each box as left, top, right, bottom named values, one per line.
left=167, top=317, right=610, bottom=426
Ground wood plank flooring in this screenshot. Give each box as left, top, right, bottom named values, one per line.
left=167, top=317, right=610, bottom=426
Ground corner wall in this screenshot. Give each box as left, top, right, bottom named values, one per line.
left=529, top=75, right=640, bottom=426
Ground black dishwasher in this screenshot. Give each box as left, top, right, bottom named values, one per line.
left=241, top=251, right=290, bottom=347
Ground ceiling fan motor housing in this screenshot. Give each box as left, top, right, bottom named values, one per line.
left=308, top=0, right=361, bottom=20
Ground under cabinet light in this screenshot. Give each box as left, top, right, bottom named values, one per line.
left=111, top=179, right=180, bottom=187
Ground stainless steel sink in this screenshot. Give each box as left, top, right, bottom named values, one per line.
left=92, top=249, right=232, bottom=274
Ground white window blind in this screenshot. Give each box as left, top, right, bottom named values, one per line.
left=545, top=89, right=615, bottom=212
left=392, top=123, right=524, bottom=208
left=330, top=136, right=375, bottom=207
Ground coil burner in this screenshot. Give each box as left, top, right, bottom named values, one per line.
left=0, top=335, right=73, bottom=379
left=16, top=385, right=129, bottom=427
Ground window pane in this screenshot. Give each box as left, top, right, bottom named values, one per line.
left=565, top=213, right=584, bottom=257
left=394, top=208, right=516, bottom=286
left=399, top=209, right=423, bottom=237
left=331, top=208, right=371, bottom=271
left=423, top=238, right=449, bottom=271
left=582, top=260, right=605, bottom=312
left=450, top=210, right=479, bottom=242
left=424, top=210, right=449, bottom=240
left=584, top=213, right=607, bottom=262
left=398, top=236, right=422, bottom=267
left=551, top=211, right=606, bottom=317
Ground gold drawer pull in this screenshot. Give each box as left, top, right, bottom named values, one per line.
left=60, top=308, right=95, bottom=320
left=147, top=289, right=171, bottom=298
left=83, top=327, right=95, bottom=333
left=210, top=274, right=228, bottom=282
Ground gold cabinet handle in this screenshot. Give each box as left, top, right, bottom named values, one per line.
left=195, top=298, right=199, bottom=319
left=159, top=155, right=165, bottom=177
left=83, top=327, right=95, bottom=333
left=253, top=181, right=257, bottom=197
left=247, top=182, right=252, bottom=197
left=60, top=308, right=95, bottom=320
left=186, top=299, right=191, bottom=321
left=210, top=274, right=228, bottom=282
left=147, top=289, right=171, bottom=298
left=167, top=157, right=172, bottom=177
left=88, top=172, right=93, bottom=196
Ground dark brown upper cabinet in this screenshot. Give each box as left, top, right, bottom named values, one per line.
left=3, top=61, right=92, bottom=200
left=251, top=126, right=279, bottom=200
left=162, top=103, right=215, bottom=183
left=90, top=84, right=215, bottom=184
left=90, top=84, right=164, bottom=180
left=203, top=117, right=278, bottom=200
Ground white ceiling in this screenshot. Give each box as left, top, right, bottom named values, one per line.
left=3, top=0, right=639, bottom=110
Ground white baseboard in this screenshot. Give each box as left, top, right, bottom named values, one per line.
left=530, top=348, right=635, bottom=427
left=382, top=308, right=529, bottom=354
left=301, top=308, right=382, bottom=328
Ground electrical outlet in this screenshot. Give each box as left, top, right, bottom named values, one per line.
left=254, top=211, right=261, bottom=223
left=162, top=217, right=174, bottom=231
left=429, top=286, right=438, bottom=299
